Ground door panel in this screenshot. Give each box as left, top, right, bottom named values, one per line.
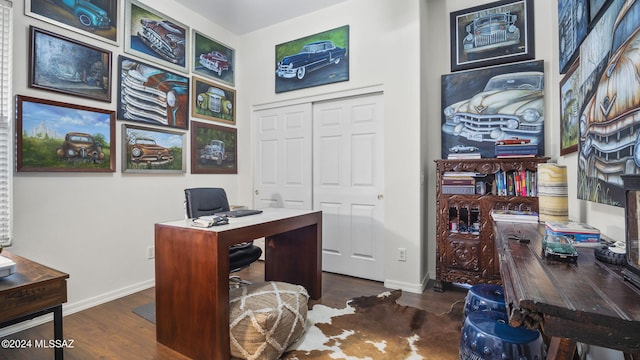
left=253, top=104, right=312, bottom=210
left=313, top=94, right=384, bottom=281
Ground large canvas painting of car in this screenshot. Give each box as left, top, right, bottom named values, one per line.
left=122, top=124, right=184, bottom=173
left=192, top=30, right=235, bottom=87
left=117, top=56, right=189, bottom=130
left=192, top=76, right=235, bottom=125
left=124, top=0, right=189, bottom=73
left=275, top=25, right=349, bottom=93
left=16, top=96, right=115, bottom=173
left=441, top=60, right=545, bottom=159
left=578, top=0, right=640, bottom=207
left=191, top=121, right=237, bottom=174
left=26, top=0, right=118, bottom=45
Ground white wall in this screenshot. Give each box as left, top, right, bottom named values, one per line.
left=237, top=0, right=426, bottom=291
left=423, top=0, right=626, bottom=279
left=6, top=0, right=240, bottom=330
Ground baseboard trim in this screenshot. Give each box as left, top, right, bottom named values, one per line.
left=384, top=272, right=429, bottom=294
left=0, top=279, right=155, bottom=337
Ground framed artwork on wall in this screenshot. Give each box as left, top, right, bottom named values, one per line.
left=449, top=0, right=535, bottom=72
left=588, top=0, right=613, bottom=23
left=441, top=60, right=545, bottom=159
left=559, top=57, right=580, bottom=156
left=192, top=30, right=235, bottom=87
left=558, top=0, right=588, bottom=74
left=25, top=0, right=118, bottom=46
left=190, top=121, right=237, bottom=174
left=121, top=124, right=185, bottom=173
left=16, top=95, right=115, bottom=173
left=577, top=0, right=638, bottom=207
left=275, top=25, right=349, bottom=93
left=124, top=0, right=189, bottom=73
left=191, top=76, right=236, bottom=125
left=29, top=26, right=112, bottom=103
left=117, top=55, right=189, bottom=130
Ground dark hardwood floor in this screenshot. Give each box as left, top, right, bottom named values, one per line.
left=0, top=261, right=468, bottom=359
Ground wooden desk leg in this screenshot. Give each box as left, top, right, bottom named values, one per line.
left=547, top=337, right=576, bottom=360
left=53, top=304, right=63, bottom=360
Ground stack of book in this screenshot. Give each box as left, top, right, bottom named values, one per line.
left=448, top=151, right=480, bottom=159
left=545, top=221, right=601, bottom=244
left=494, top=169, right=537, bottom=197
left=495, top=143, right=538, bottom=158
left=490, top=209, right=539, bottom=223
left=442, top=171, right=476, bottom=194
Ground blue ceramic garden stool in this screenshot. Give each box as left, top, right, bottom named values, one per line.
left=463, top=284, right=507, bottom=319
left=460, top=310, right=546, bottom=360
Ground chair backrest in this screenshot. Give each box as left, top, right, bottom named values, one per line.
left=184, top=188, right=231, bottom=218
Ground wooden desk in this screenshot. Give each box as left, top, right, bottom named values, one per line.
left=494, top=222, right=640, bottom=359
left=0, top=251, right=69, bottom=360
left=155, top=208, right=322, bottom=360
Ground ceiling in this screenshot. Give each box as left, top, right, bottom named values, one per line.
left=173, top=0, right=349, bottom=35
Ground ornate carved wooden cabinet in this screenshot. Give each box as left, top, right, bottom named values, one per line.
left=434, top=157, right=548, bottom=292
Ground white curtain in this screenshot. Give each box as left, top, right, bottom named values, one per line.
left=0, top=0, right=12, bottom=246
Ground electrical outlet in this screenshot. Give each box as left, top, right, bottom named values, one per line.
left=147, top=246, right=155, bottom=259
left=398, top=248, right=406, bottom=262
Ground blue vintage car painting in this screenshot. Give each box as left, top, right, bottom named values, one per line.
left=275, top=25, right=349, bottom=93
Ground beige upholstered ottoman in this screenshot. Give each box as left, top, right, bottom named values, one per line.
left=229, top=281, right=309, bottom=360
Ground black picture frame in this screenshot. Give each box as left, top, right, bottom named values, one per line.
left=450, top=0, right=535, bottom=72
left=29, top=26, right=112, bottom=102
left=190, top=121, right=237, bottom=174
left=558, top=0, right=588, bottom=74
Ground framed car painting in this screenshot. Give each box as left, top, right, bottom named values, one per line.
left=29, top=26, right=112, bottom=102
left=124, top=0, right=189, bottom=73
left=16, top=95, right=115, bottom=173
left=192, top=29, right=235, bottom=87
left=450, top=0, right=535, bottom=72
left=275, top=25, right=349, bottom=93
left=559, top=57, right=580, bottom=156
left=558, top=0, right=588, bottom=74
left=441, top=60, right=545, bottom=159
left=122, top=124, right=185, bottom=173
left=117, top=55, right=189, bottom=130
left=190, top=121, right=237, bottom=174
left=191, top=76, right=236, bottom=126
left=25, top=0, right=118, bottom=46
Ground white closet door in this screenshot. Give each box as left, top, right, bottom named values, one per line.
left=313, top=93, right=385, bottom=281
left=253, top=104, right=312, bottom=210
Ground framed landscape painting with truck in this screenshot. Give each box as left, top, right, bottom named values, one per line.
left=122, top=124, right=185, bottom=173
left=190, top=121, right=237, bottom=174
left=16, top=96, right=115, bottom=173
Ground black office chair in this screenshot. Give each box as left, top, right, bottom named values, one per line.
left=184, top=187, right=262, bottom=286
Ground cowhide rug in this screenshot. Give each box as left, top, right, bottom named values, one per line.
left=280, top=289, right=463, bottom=359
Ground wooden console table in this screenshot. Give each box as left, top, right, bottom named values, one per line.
left=155, top=208, right=322, bottom=360
left=0, top=251, right=69, bottom=360
left=495, top=222, right=640, bottom=358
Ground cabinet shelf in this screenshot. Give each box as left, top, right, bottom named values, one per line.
left=434, top=157, right=549, bottom=292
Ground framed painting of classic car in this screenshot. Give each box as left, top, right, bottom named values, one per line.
left=124, top=0, right=189, bottom=73
left=25, top=0, right=118, bottom=46
left=450, top=0, right=535, bottom=72
left=558, top=0, right=588, bottom=74
left=29, top=26, right=112, bottom=103
left=441, top=60, right=545, bottom=159
left=122, top=124, right=185, bottom=173
left=275, top=25, right=349, bottom=93
left=577, top=0, right=638, bottom=207
left=117, top=55, right=189, bottom=130
left=559, top=57, right=580, bottom=156
left=191, top=76, right=236, bottom=126
left=192, top=30, right=235, bottom=87
left=190, top=121, right=237, bottom=174
left=15, top=95, right=115, bottom=173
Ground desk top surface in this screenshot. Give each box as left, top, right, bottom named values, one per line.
left=495, top=222, right=640, bottom=352
left=157, top=208, right=321, bottom=231
left=0, top=251, right=69, bottom=292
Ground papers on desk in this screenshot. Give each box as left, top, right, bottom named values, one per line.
left=490, top=209, right=539, bottom=224
left=0, top=255, right=16, bottom=278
